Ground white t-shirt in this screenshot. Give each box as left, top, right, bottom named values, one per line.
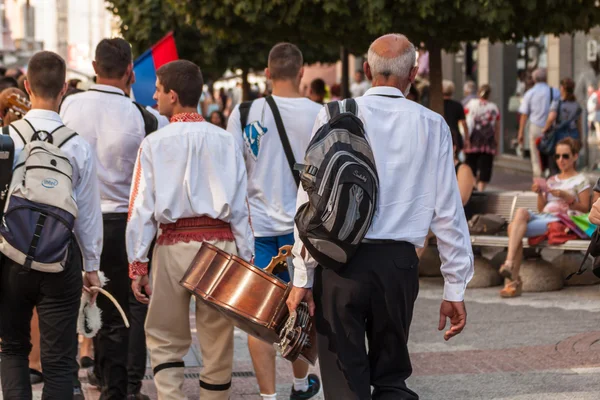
left=544, top=173, right=590, bottom=214
left=227, top=96, right=322, bottom=237
left=351, top=80, right=371, bottom=98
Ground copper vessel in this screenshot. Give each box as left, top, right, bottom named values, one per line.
left=180, top=242, right=317, bottom=365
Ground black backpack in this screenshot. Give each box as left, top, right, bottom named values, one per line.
left=294, top=99, right=379, bottom=271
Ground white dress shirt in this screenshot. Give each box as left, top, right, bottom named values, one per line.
left=60, top=84, right=168, bottom=214
left=292, top=86, right=474, bottom=302
left=126, top=117, right=255, bottom=268
left=227, top=96, right=322, bottom=237
left=8, top=110, right=103, bottom=271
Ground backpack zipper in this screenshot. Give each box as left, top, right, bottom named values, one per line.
left=28, top=146, right=71, bottom=163
left=318, top=151, right=376, bottom=196
left=339, top=185, right=364, bottom=241
left=4, top=205, right=74, bottom=229
left=25, top=166, right=72, bottom=181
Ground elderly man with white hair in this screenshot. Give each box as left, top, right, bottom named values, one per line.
left=518, top=68, right=560, bottom=177
left=288, top=33, right=474, bottom=400
left=462, top=80, right=477, bottom=106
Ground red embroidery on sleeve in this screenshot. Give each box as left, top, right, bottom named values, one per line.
left=129, top=261, right=148, bottom=279
left=128, top=147, right=144, bottom=222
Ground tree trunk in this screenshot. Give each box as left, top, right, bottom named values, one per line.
left=340, top=46, right=349, bottom=98
left=428, top=42, right=444, bottom=115
left=241, top=68, right=251, bottom=101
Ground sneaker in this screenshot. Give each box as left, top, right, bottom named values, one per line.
left=73, top=386, right=85, bottom=400
left=86, top=369, right=101, bottom=389
left=290, top=374, right=321, bottom=400
left=80, top=356, right=94, bottom=369
left=29, top=368, right=43, bottom=385
left=127, top=393, right=150, bottom=400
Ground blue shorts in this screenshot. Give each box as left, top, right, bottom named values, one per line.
left=254, top=233, right=294, bottom=282
left=525, top=211, right=559, bottom=237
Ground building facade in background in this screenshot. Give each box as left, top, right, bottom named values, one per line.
left=2, top=0, right=118, bottom=79
left=442, top=29, right=600, bottom=170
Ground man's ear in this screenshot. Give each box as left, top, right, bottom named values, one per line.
left=92, top=61, right=98, bottom=75
left=60, top=82, right=68, bottom=97
left=298, top=66, right=304, bottom=81
left=265, top=67, right=271, bottom=80
left=24, top=79, right=32, bottom=98
left=169, top=90, right=178, bottom=105
left=364, top=61, right=372, bottom=81
left=409, top=66, right=418, bottom=82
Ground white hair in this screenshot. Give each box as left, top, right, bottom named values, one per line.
left=463, top=80, right=476, bottom=95
left=367, top=34, right=416, bottom=79
left=532, top=68, right=547, bottom=83
left=442, top=80, right=455, bottom=96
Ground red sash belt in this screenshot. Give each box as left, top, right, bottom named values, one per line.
left=158, top=216, right=234, bottom=246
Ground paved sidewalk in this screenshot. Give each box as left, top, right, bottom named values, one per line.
left=10, top=277, right=600, bottom=399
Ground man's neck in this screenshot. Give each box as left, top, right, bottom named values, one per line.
left=271, top=80, right=301, bottom=98
left=171, top=105, right=198, bottom=117
left=95, top=77, right=127, bottom=93
left=30, top=99, right=60, bottom=113
left=371, top=76, right=405, bottom=92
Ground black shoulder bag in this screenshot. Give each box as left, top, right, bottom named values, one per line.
left=265, top=96, right=300, bottom=187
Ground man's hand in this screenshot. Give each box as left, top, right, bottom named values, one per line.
left=590, top=198, right=600, bottom=225
left=286, top=286, right=315, bottom=316
left=517, top=132, right=524, bottom=145
left=131, top=275, right=152, bottom=305
left=83, top=271, right=101, bottom=305
left=439, top=300, right=467, bottom=341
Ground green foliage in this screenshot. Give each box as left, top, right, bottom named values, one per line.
left=105, top=0, right=227, bottom=80
left=109, top=0, right=600, bottom=81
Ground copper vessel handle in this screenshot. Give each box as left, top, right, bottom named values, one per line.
left=264, top=245, right=293, bottom=275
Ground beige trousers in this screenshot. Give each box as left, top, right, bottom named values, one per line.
left=146, top=240, right=236, bottom=400
left=529, top=124, right=544, bottom=177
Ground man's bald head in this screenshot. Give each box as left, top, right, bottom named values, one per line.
left=366, top=34, right=416, bottom=83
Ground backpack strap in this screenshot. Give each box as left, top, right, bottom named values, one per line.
left=239, top=100, right=253, bottom=130
left=265, top=96, right=300, bottom=187
left=11, top=119, right=35, bottom=145
left=325, top=98, right=358, bottom=120
left=50, top=125, right=78, bottom=148
left=133, top=102, right=159, bottom=136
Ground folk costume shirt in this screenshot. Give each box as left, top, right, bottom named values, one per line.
left=8, top=110, right=103, bottom=271
left=60, top=84, right=168, bottom=214
left=126, top=113, right=254, bottom=277
left=292, top=86, right=475, bottom=302
left=227, top=96, right=322, bottom=237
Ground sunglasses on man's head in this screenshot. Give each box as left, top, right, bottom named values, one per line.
left=554, top=153, right=571, bottom=160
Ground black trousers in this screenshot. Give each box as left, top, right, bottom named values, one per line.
left=94, top=214, right=131, bottom=399
left=127, top=288, right=148, bottom=395
left=313, top=242, right=420, bottom=400
left=0, top=247, right=82, bottom=400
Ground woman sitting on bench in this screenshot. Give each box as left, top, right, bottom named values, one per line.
left=499, top=137, right=591, bottom=298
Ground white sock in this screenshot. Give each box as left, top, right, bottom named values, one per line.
left=293, top=373, right=309, bottom=392
left=260, top=393, right=277, bottom=400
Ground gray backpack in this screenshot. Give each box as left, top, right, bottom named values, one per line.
left=295, top=99, right=379, bottom=271
left=0, top=119, right=78, bottom=273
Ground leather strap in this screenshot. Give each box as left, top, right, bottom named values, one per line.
left=566, top=228, right=598, bottom=280
left=239, top=100, right=253, bottom=130
left=266, top=96, right=299, bottom=187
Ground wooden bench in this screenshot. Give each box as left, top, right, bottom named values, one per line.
left=469, top=191, right=590, bottom=252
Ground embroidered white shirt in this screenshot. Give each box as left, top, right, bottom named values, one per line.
left=126, top=118, right=255, bottom=267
